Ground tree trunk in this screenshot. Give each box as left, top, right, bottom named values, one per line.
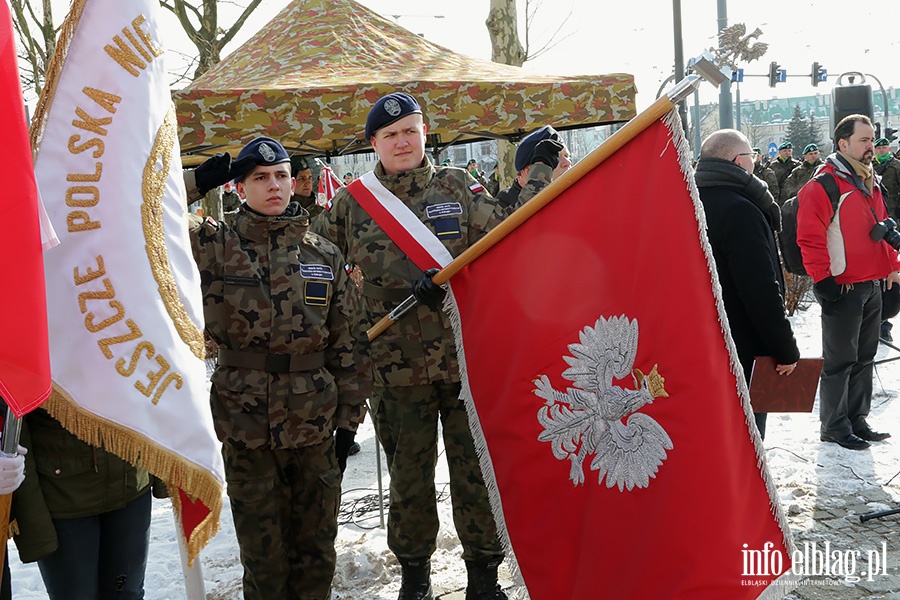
left=486, top=0, right=526, bottom=192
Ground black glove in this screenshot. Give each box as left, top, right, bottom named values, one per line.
left=229, top=154, right=258, bottom=182
left=412, top=268, right=446, bottom=309
left=814, top=276, right=841, bottom=302
left=194, top=153, right=234, bottom=196
left=335, top=428, right=356, bottom=474
left=531, top=138, right=565, bottom=170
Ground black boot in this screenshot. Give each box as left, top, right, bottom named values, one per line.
left=398, top=557, right=433, bottom=600
left=465, top=556, right=507, bottom=600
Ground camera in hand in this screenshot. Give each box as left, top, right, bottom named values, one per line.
left=870, top=217, right=900, bottom=250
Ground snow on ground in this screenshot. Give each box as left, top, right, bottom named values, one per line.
left=9, top=297, right=900, bottom=599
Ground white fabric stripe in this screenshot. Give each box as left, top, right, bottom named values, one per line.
left=359, top=171, right=454, bottom=268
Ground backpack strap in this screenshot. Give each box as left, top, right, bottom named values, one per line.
left=812, top=171, right=840, bottom=218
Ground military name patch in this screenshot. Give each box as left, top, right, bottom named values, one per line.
left=433, top=217, right=461, bottom=239
left=224, top=275, right=260, bottom=286
left=304, top=281, right=330, bottom=306
left=425, top=202, right=463, bottom=219
left=299, top=263, right=335, bottom=280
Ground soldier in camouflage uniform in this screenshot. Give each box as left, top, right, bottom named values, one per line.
left=496, top=125, right=572, bottom=209
left=187, top=137, right=371, bottom=600
left=752, top=148, right=780, bottom=199
left=313, top=92, right=562, bottom=600
left=290, top=155, right=326, bottom=220
left=874, top=137, right=900, bottom=219
left=769, top=141, right=800, bottom=204
left=780, top=143, right=823, bottom=200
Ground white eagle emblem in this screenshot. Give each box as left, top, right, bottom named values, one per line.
left=535, top=315, right=672, bottom=491
left=258, top=142, right=277, bottom=162
left=384, top=98, right=402, bottom=116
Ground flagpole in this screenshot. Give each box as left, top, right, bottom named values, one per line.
left=0, top=405, right=23, bottom=584
left=367, top=74, right=707, bottom=341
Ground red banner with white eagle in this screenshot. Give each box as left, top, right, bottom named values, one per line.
left=447, top=111, right=797, bottom=599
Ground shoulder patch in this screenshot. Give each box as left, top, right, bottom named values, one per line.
left=469, top=182, right=485, bottom=193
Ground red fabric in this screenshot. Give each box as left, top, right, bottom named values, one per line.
left=450, top=118, right=791, bottom=599
left=797, top=160, right=900, bottom=283
left=0, top=3, right=51, bottom=418
left=317, top=165, right=342, bottom=210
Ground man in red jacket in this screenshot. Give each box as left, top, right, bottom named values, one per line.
left=798, top=114, right=900, bottom=450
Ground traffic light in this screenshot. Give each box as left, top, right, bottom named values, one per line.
left=768, top=62, right=785, bottom=87
left=887, top=127, right=898, bottom=143
left=811, top=62, right=827, bottom=86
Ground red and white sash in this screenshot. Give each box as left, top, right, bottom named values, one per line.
left=347, top=172, right=453, bottom=271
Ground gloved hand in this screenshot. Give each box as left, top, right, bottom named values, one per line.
left=334, top=428, right=356, bottom=474
left=195, top=153, right=258, bottom=195
left=0, top=446, right=27, bottom=495
left=195, top=153, right=234, bottom=196
left=814, top=275, right=841, bottom=303
left=412, top=268, right=446, bottom=310
left=531, top=139, right=565, bottom=170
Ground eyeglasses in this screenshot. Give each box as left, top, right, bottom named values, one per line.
left=734, top=151, right=758, bottom=160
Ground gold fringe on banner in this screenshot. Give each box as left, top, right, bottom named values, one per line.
left=46, top=385, right=221, bottom=566
left=29, top=0, right=88, bottom=154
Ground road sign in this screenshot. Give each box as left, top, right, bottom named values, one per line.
left=767, top=142, right=777, bottom=158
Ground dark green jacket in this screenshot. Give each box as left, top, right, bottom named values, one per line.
left=11, top=409, right=150, bottom=563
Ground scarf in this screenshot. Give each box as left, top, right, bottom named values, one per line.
left=837, top=151, right=874, bottom=195
left=694, top=157, right=781, bottom=232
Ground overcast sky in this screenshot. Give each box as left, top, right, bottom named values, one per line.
left=165, top=0, right=899, bottom=118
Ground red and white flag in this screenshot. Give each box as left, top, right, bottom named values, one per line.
left=447, top=110, right=797, bottom=599
left=317, top=164, right=343, bottom=210
left=0, top=0, right=56, bottom=418
left=30, top=0, right=223, bottom=562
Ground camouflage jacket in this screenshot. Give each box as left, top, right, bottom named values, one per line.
left=293, top=192, right=325, bottom=220
left=190, top=203, right=371, bottom=449
left=875, top=156, right=900, bottom=212
left=313, top=159, right=551, bottom=387
left=753, top=163, right=780, bottom=201
left=780, top=159, right=823, bottom=201
left=769, top=156, right=800, bottom=193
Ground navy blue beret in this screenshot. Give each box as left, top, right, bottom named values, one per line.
left=234, top=137, right=290, bottom=182
left=365, top=92, right=422, bottom=141
left=515, top=125, right=560, bottom=172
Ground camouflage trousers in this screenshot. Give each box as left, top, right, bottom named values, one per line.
left=372, top=382, right=503, bottom=561
left=223, top=439, right=341, bottom=600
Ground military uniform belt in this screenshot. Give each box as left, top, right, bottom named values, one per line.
left=217, top=348, right=325, bottom=373
left=361, top=281, right=412, bottom=302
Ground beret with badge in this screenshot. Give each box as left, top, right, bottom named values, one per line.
left=778, top=141, right=793, bottom=150
left=365, top=92, right=423, bottom=141
left=232, top=136, right=290, bottom=183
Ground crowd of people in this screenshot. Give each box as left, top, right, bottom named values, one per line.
left=9, top=88, right=900, bottom=600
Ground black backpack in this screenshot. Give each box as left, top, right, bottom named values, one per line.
left=778, top=172, right=840, bottom=276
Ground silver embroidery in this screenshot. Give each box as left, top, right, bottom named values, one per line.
left=258, top=142, right=276, bottom=162
left=384, top=98, right=402, bottom=116
left=535, top=314, right=673, bottom=491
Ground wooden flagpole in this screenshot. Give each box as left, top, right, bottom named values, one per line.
left=367, top=74, right=705, bottom=341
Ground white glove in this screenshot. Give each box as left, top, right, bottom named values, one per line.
left=0, top=446, right=27, bottom=495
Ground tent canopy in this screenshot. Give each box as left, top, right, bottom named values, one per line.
left=173, top=0, right=636, bottom=165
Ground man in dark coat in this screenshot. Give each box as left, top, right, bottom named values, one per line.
left=695, top=129, right=800, bottom=439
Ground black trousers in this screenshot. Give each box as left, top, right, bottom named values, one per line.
left=817, top=280, right=882, bottom=437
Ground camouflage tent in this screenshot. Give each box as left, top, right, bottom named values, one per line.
left=173, top=0, right=636, bottom=165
